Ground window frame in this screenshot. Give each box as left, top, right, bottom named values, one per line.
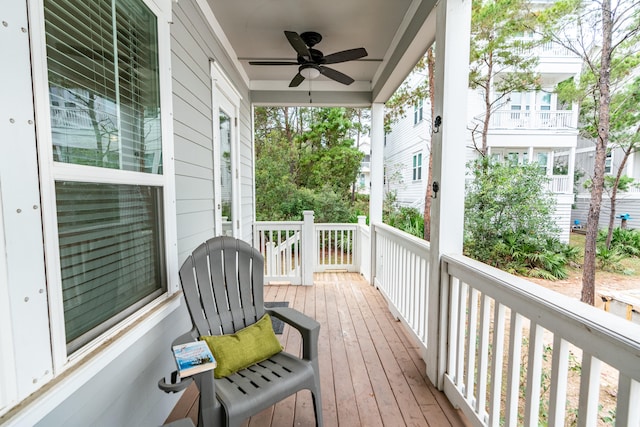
left=31, top=0, right=178, bottom=373
left=412, top=152, right=423, bottom=181
left=413, top=99, right=424, bottom=125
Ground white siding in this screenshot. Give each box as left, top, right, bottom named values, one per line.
left=573, top=195, right=640, bottom=231
left=384, top=109, right=431, bottom=211
left=171, top=0, right=254, bottom=264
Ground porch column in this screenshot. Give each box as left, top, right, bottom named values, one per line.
left=369, top=103, right=384, bottom=225
left=369, top=103, right=385, bottom=283
left=428, top=0, right=472, bottom=388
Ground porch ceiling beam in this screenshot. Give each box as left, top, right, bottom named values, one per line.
left=372, top=0, right=437, bottom=103
left=250, top=90, right=373, bottom=107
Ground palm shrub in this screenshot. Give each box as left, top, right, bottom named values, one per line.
left=598, top=227, right=640, bottom=256
left=464, top=158, right=575, bottom=279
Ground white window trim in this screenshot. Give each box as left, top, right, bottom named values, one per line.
left=412, top=152, right=423, bottom=181
left=28, top=0, right=178, bottom=378
left=211, top=61, right=242, bottom=238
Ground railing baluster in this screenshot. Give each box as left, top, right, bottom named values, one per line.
left=577, top=353, right=601, bottom=427
left=465, top=288, right=479, bottom=401
left=505, top=312, right=524, bottom=426
left=488, top=303, right=506, bottom=427
left=456, top=281, right=468, bottom=389
left=525, top=322, right=544, bottom=426
left=475, top=294, right=491, bottom=418
left=615, top=376, right=640, bottom=426
left=548, top=335, right=569, bottom=427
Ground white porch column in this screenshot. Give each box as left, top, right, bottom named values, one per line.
left=369, top=103, right=385, bottom=283
left=428, top=0, right=472, bottom=388
left=370, top=103, right=385, bottom=225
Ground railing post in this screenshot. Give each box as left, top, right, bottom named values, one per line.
left=356, top=215, right=367, bottom=273
left=302, top=210, right=315, bottom=286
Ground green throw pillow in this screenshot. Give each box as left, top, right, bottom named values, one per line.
left=200, top=313, right=283, bottom=378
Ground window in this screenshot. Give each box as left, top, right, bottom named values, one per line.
left=44, top=0, right=167, bottom=352
left=412, top=153, right=423, bottom=181
left=413, top=99, right=423, bottom=124
left=605, top=151, right=613, bottom=174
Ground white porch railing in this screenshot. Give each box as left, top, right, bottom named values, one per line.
left=253, top=212, right=370, bottom=285
left=548, top=175, right=571, bottom=193
left=253, top=221, right=303, bottom=284
left=255, top=217, right=640, bottom=425
left=365, top=224, right=639, bottom=426
left=440, top=254, right=640, bottom=426
left=489, top=110, right=573, bottom=130
left=372, top=223, right=431, bottom=350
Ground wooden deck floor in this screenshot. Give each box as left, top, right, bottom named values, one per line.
left=165, top=272, right=469, bottom=427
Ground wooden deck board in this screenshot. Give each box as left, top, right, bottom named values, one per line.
left=165, top=273, right=469, bottom=427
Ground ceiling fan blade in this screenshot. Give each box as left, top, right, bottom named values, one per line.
left=289, top=73, right=305, bottom=87
left=248, top=61, right=299, bottom=65
left=284, top=31, right=311, bottom=59
left=322, top=47, right=368, bottom=64
left=319, top=66, right=354, bottom=85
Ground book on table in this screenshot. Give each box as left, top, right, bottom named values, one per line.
left=172, top=341, right=217, bottom=378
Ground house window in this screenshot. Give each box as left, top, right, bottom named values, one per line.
left=412, top=153, right=423, bottom=181
left=413, top=99, right=424, bottom=124
left=44, top=0, right=166, bottom=352
left=605, top=151, right=613, bottom=174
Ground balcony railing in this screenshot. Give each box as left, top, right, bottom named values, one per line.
left=255, top=215, right=640, bottom=426
left=489, top=110, right=573, bottom=130
left=548, top=175, right=571, bottom=193
left=513, top=40, right=577, bottom=58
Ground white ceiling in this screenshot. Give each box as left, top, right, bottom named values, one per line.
left=206, top=0, right=438, bottom=105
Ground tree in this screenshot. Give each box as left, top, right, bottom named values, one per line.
left=465, top=158, right=573, bottom=279
left=538, top=0, right=640, bottom=304
left=253, top=106, right=366, bottom=221
left=469, top=0, right=541, bottom=156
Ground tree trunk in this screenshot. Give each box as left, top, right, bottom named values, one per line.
left=581, top=0, right=613, bottom=306
left=424, top=47, right=435, bottom=241
left=605, top=149, right=631, bottom=248
left=480, top=51, right=494, bottom=157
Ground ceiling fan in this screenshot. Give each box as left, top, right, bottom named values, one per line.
left=249, top=31, right=368, bottom=87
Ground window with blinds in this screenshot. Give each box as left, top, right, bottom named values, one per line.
left=44, top=0, right=166, bottom=352
left=45, top=0, right=161, bottom=173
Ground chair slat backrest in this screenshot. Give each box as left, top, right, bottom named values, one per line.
left=179, top=236, right=265, bottom=336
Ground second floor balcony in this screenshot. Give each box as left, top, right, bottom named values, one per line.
left=489, top=109, right=574, bottom=130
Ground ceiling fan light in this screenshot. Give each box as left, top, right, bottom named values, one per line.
left=300, top=66, right=321, bottom=79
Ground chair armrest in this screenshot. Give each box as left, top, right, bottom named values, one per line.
left=158, top=371, right=193, bottom=393
left=158, top=330, right=200, bottom=394
left=266, top=306, right=320, bottom=361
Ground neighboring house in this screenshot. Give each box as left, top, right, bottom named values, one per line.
left=573, top=138, right=640, bottom=230
left=385, top=36, right=582, bottom=242
left=383, top=81, right=431, bottom=210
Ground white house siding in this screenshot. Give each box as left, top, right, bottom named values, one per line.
left=171, top=0, right=254, bottom=264
left=384, top=110, right=431, bottom=211
left=32, top=307, right=191, bottom=427
left=573, top=195, right=640, bottom=230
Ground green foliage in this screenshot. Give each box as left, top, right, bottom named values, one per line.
left=595, top=245, right=626, bottom=273
left=598, top=227, right=640, bottom=257
left=384, top=206, right=425, bottom=238
left=464, top=158, right=574, bottom=279
left=254, top=106, right=368, bottom=222
left=469, top=0, right=541, bottom=108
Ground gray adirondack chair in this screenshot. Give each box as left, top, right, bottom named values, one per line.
left=159, top=236, right=323, bottom=427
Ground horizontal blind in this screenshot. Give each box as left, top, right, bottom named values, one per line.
left=56, top=182, right=165, bottom=351
left=44, top=0, right=162, bottom=173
